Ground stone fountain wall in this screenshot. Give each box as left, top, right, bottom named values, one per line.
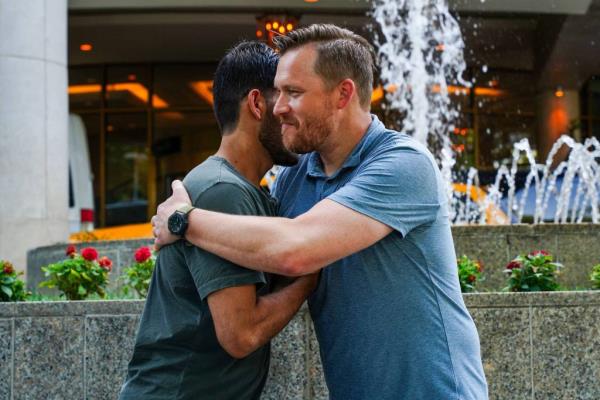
left=1, top=292, right=599, bottom=400
left=452, top=224, right=600, bottom=290
left=26, top=224, right=600, bottom=292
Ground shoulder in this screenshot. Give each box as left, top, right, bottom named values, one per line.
left=362, top=132, right=438, bottom=175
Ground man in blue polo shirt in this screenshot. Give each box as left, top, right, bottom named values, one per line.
left=152, top=24, right=488, bottom=399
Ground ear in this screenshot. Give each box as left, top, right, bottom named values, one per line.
left=336, top=79, right=356, bottom=109
left=246, top=89, right=266, bottom=121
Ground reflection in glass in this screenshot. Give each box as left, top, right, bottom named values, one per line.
left=154, top=65, right=216, bottom=108
left=153, top=111, right=221, bottom=202
left=69, top=67, right=103, bottom=110
left=106, top=66, right=152, bottom=109
left=105, top=113, right=148, bottom=226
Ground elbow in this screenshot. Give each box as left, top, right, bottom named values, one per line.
left=217, top=330, right=260, bottom=359
left=276, top=250, right=315, bottom=277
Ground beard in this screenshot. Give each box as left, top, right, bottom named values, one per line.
left=259, top=109, right=299, bottom=167
left=281, top=101, right=334, bottom=155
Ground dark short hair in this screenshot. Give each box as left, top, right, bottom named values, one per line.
left=273, top=24, right=375, bottom=109
left=213, top=41, right=279, bottom=134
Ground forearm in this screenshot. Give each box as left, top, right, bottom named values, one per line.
left=184, top=209, right=313, bottom=275
left=244, top=276, right=315, bottom=355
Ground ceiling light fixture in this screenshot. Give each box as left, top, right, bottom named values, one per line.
left=80, top=43, right=93, bottom=52
left=256, top=15, right=299, bottom=47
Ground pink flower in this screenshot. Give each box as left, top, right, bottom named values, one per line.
left=506, top=260, right=521, bottom=271
left=66, top=244, right=77, bottom=257
left=531, top=250, right=549, bottom=257
left=81, top=247, right=98, bottom=262
left=135, top=247, right=152, bottom=263
left=98, top=256, right=113, bottom=271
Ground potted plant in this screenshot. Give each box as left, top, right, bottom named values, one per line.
left=40, top=245, right=112, bottom=300
left=0, top=260, right=29, bottom=301
left=121, top=246, right=155, bottom=298
left=503, top=250, right=562, bottom=292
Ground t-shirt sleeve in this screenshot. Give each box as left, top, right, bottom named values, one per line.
left=327, top=148, right=441, bottom=237
left=183, top=182, right=267, bottom=300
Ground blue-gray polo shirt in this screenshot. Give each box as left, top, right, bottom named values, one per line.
left=272, top=116, right=488, bottom=400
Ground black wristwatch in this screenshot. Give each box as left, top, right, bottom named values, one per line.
left=168, top=205, right=195, bottom=237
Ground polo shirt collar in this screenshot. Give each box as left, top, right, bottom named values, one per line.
left=307, top=115, right=384, bottom=179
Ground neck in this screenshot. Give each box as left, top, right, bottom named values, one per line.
left=318, top=111, right=372, bottom=176
left=215, top=128, right=272, bottom=187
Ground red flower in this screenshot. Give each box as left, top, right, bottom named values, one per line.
left=98, top=256, right=113, bottom=271
left=531, top=250, right=549, bottom=257
left=506, top=260, right=521, bottom=270
left=66, top=244, right=77, bottom=257
left=135, top=246, right=152, bottom=263
left=467, top=274, right=476, bottom=283
left=81, top=247, right=98, bottom=261
left=2, top=262, right=14, bottom=275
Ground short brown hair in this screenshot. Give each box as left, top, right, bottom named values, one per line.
left=273, top=24, right=375, bottom=109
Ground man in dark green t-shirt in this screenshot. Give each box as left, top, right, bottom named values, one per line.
left=119, top=42, right=317, bottom=400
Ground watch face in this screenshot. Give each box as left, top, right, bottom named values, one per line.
left=168, top=212, right=185, bottom=236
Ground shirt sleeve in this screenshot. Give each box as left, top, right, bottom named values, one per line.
left=327, top=148, right=441, bottom=237
left=183, top=182, right=267, bottom=300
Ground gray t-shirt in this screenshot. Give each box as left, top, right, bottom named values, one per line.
left=120, top=156, right=276, bottom=400
left=272, top=116, right=488, bottom=400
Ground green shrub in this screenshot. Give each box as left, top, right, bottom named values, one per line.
left=503, top=250, right=562, bottom=292
left=121, top=246, right=155, bottom=298
left=457, top=255, right=484, bottom=293
left=40, top=245, right=112, bottom=300
left=591, top=264, right=600, bottom=289
left=0, top=260, right=29, bottom=301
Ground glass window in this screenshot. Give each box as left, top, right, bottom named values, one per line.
left=473, top=70, right=535, bottom=115
left=105, top=113, right=148, bottom=226
left=106, top=66, right=151, bottom=109
left=153, top=110, right=221, bottom=202
left=153, top=65, right=216, bottom=109
left=478, top=115, right=536, bottom=169
left=69, top=67, right=103, bottom=110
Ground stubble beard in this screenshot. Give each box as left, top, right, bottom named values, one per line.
left=284, top=103, right=334, bottom=155
left=259, top=109, right=299, bottom=167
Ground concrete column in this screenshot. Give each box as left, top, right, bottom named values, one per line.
left=0, top=0, right=68, bottom=275
left=536, top=89, right=580, bottom=165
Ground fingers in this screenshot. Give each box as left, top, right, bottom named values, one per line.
left=172, top=179, right=184, bottom=190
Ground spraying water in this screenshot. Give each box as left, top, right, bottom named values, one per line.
left=371, top=0, right=600, bottom=224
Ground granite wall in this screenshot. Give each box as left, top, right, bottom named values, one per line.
left=26, top=224, right=600, bottom=294
left=1, top=292, right=599, bottom=399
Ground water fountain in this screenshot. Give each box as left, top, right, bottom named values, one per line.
left=371, top=0, right=600, bottom=224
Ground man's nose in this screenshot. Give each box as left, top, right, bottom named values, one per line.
left=273, top=93, right=289, bottom=117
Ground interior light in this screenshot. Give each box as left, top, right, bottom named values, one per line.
left=278, top=26, right=285, bottom=34
left=80, top=43, right=93, bottom=52
left=128, top=74, right=137, bottom=81
left=286, top=23, right=293, bottom=31
left=555, top=87, right=565, bottom=98
left=273, top=21, right=280, bottom=29
left=266, top=22, right=272, bottom=30
left=304, top=0, right=319, bottom=2
left=256, top=30, right=263, bottom=38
